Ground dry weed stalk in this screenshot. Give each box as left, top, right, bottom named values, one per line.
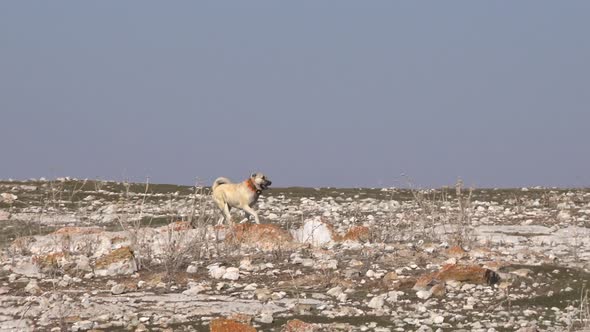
left=403, top=178, right=474, bottom=246
left=452, top=179, right=474, bottom=246
left=116, top=177, right=152, bottom=270
left=578, top=286, right=590, bottom=329
left=160, top=180, right=215, bottom=283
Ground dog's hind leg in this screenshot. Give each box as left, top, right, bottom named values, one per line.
left=221, top=203, right=233, bottom=225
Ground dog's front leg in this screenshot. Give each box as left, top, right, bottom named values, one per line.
left=242, top=205, right=260, bottom=224
left=216, top=216, right=225, bottom=226
left=238, top=210, right=250, bottom=224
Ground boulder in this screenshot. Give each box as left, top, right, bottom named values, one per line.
left=292, top=218, right=336, bottom=246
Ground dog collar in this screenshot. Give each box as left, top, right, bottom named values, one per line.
left=245, top=179, right=262, bottom=194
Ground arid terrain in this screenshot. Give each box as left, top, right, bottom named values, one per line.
left=1, top=178, right=590, bottom=332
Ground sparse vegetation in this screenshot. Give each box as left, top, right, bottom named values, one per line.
left=1, top=178, right=590, bottom=331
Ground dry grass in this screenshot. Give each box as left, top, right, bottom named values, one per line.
left=378, top=178, right=475, bottom=246
left=115, top=178, right=152, bottom=270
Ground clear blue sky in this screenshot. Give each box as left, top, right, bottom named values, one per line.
left=1, top=1, right=588, bottom=188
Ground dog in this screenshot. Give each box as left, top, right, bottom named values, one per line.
left=212, top=172, right=272, bottom=225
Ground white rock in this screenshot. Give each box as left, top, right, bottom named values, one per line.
left=257, top=312, right=273, bottom=324
left=461, top=283, right=476, bottom=291
left=433, top=315, right=444, bottom=324
left=244, top=283, right=258, bottom=291
left=72, top=320, right=94, bottom=331
left=94, top=256, right=137, bottom=277
left=96, top=314, right=111, bottom=322
left=222, top=267, right=240, bottom=280
left=240, top=259, right=254, bottom=271
left=25, top=279, right=41, bottom=295
left=182, top=284, right=206, bottom=295
left=368, top=294, right=386, bottom=309
left=0, top=193, right=17, bottom=203
left=327, top=286, right=343, bottom=297
left=13, top=262, right=41, bottom=278
left=292, top=218, right=334, bottom=246
left=75, top=255, right=92, bottom=272
left=444, top=257, right=457, bottom=265
left=447, top=280, right=462, bottom=289
left=208, top=265, right=226, bottom=279
left=271, top=291, right=286, bottom=300
left=557, top=210, right=571, bottom=221
left=110, top=283, right=126, bottom=295
left=0, top=210, right=11, bottom=220
left=416, top=290, right=432, bottom=300
left=255, top=288, right=272, bottom=301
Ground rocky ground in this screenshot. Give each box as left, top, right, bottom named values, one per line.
left=1, top=178, right=590, bottom=331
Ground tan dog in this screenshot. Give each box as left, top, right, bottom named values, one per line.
left=212, top=172, right=272, bottom=225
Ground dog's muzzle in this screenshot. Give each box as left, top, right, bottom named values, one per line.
left=262, top=181, right=272, bottom=189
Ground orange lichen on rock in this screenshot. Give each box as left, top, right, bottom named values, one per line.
left=414, top=264, right=500, bottom=289
left=341, top=226, right=370, bottom=242
left=210, top=318, right=256, bottom=332
left=445, top=245, right=467, bottom=258
left=437, top=264, right=500, bottom=284
left=413, top=271, right=439, bottom=290
left=32, top=252, right=68, bottom=270
left=281, top=319, right=317, bottom=332
left=225, top=223, right=293, bottom=250
left=95, top=247, right=134, bottom=269
left=53, top=227, right=102, bottom=235
left=160, top=221, right=192, bottom=232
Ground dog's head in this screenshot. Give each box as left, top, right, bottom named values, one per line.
left=251, top=172, right=272, bottom=190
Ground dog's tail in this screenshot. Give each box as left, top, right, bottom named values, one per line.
left=212, top=177, right=231, bottom=191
